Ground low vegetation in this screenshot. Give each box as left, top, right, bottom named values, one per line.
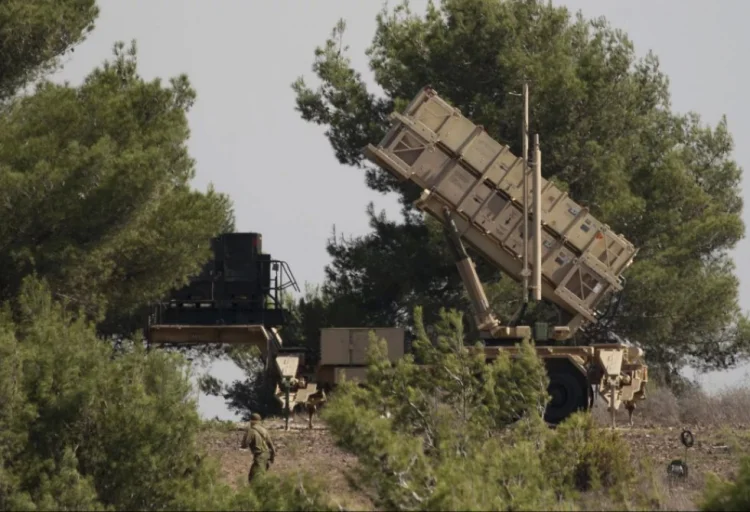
left=0, top=278, right=335, bottom=510
left=198, top=367, right=750, bottom=511
left=198, top=310, right=750, bottom=511
left=5, top=277, right=750, bottom=510
left=318, top=307, right=637, bottom=510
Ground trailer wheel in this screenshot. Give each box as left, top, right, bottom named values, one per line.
left=544, top=361, right=589, bottom=425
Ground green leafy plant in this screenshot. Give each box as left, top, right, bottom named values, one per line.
left=321, top=306, right=634, bottom=510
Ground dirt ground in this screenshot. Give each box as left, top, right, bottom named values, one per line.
left=618, top=425, right=749, bottom=510
left=199, top=415, right=373, bottom=510
left=199, top=412, right=750, bottom=511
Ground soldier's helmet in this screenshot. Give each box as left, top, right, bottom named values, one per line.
left=250, top=413, right=262, bottom=423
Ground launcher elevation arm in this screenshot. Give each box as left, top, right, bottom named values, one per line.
left=442, top=207, right=504, bottom=336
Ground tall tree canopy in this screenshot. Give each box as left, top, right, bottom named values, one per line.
left=0, top=0, right=99, bottom=102
left=0, top=2, right=336, bottom=508
left=0, top=8, right=234, bottom=335
left=293, top=0, right=749, bottom=376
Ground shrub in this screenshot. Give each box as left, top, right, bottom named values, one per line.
left=0, top=277, right=332, bottom=511
left=700, top=456, right=750, bottom=511
left=321, top=306, right=635, bottom=510
left=545, top=413, right=633, bottom=493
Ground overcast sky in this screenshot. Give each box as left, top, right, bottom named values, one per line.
left=52, top=0, right=750, bottom=419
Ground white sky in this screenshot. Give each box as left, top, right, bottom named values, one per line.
left=51, top=0, right=750, bottom=419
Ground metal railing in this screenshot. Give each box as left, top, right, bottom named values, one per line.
left=148, top=258, right=300, bottom=327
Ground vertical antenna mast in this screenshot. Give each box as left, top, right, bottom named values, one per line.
left=521, top=81, right=530, bottom=303
left=532, top=134, right=542, bottom=301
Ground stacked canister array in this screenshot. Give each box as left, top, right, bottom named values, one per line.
left=363, top=87, right=638, bottom=324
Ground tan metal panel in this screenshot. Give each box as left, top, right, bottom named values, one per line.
left=320, top=328, right=405, bottom=366
left=586, top=229, right=637, bottom=276
left=352, top=327, right=404, bottom=364
left=478, top=197, right=520, bottom=243
left=461, top=130, right=505, bottom=172
left=494, top=154, right=526, bottom=199
left=540, top=181, right=567, bottom=214
left=545, top=196, right=598, bottom=248
left=275, top=355, right=301, bottom=379
left=437, top=115, right=478, bottom=154
left=401, top=88, right=434, bottom=119
left=365, top=87, right=640, bottom=327
left=386, top=128, right=430, bottom=169
left=406, top=91, right=453, bottom=132
left=456, top=180, right=492, bottom=219
left=319, top=329, right=350, bottom=365
left=541, top=234, right=578, bottom=285
left=435, top=163, right=476, bottom=206
left=377, top=327, right=406, bottom=361
left=555, top=261, right=612, bottom=313
left=503, top=222, right=526, bottom=259
left=349, top=329, right=371, bottom=365
left=407, top=93, right=485, bottom=157
left=473, top=192, right=507, bottom=226
left=413, top=145, right=453, bottom=183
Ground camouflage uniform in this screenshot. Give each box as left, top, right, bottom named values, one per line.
left=241, top=413, right=276, bottom=483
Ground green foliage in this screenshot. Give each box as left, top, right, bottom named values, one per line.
left=202, top=345, right=281, bottom=420
left=1, top=277, right=209, bottom=509
left=700, top=457, right=750, bottom=511
left=0, top=277, right=334, bottom=511
left=0, top=2, right=333, bottom=508
left=321, top=307, right=635, bottom=510
left=292, top=0, right=748, bottom=374
left=0, top=0, right=99, bottom=102
left=0, top=39, right=235, bottom=336
left=219, top=475, right=336, bottom=512
left=323, top=207, right=472, bottom=330
left=545, top=413, right=633, bottom=494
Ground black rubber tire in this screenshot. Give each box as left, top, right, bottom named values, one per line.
left=681, top=430, right=694, bottom=448
left=544, top=366, right=589, bottom=425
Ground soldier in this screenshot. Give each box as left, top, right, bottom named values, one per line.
left=625, top=399, right=636, bottom=427
left=305, top=388, right=327, bottom=429
left=241, top=412, right=276, bottom=483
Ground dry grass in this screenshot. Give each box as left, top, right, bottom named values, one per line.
left=585, top=384, right=750, bottom=511
left=678, top=387, right=750, bottom=427
left=592, top=384, right=750, bottom=429
left=198, top=385, right=750, bottom=511
left=199, top=419, right=373, bottom=511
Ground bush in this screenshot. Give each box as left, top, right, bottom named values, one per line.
left=321, top=307, right=636, bottom=511
left=198, top=345, right=282, bottom=421
left=0, top=277, right=332, bottom=511
left=700, top=456, right=750, bottom=511
left=602, top=382, right=750, bottom=427
left=544, top=413, right=633, bottom=494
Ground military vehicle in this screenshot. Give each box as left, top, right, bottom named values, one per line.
left=146, top=232, right=308, bottom=407
left=147, top=86, right=648, bottom=426
left=360, top=86, right=647, bottom=425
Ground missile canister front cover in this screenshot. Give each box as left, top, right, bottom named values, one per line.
left=363, top=87, right=638, bottom=331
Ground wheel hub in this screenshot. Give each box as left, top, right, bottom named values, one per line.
left=549, top=383, right=568, bottom=408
